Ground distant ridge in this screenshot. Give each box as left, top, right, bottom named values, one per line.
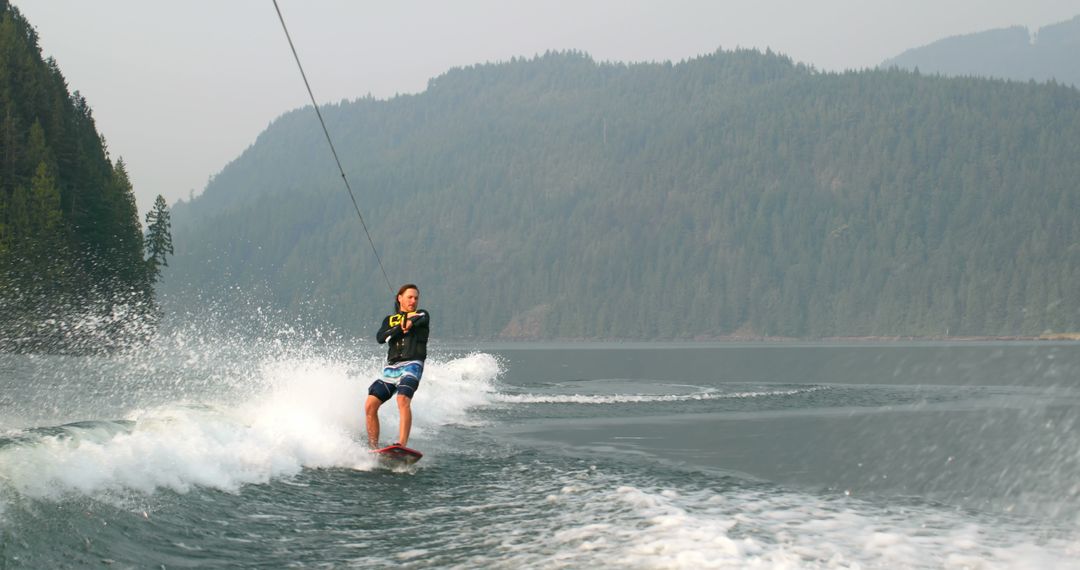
left=881, top=15, right=1080, bottom=88
left=167, top=50, right=1080, bottom=340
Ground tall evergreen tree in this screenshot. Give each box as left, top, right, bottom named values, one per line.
left=144, top=194, right=173, bottom=285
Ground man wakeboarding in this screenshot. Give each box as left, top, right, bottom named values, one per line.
left=365, top=283, right=429, bottom=451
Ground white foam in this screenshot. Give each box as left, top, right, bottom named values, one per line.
left=0, top=353, right=501, bottom=499
left=479, top=473, right=1080, bottom=569
left=409, top=352, right=502, bottom=428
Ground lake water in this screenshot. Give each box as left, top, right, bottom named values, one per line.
left=1, top=333, right=1078, bottom=568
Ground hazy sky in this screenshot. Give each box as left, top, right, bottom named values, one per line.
left=14, top=0, right=1080, bottom=212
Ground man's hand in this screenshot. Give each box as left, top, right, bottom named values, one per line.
left=401, top=314, right=412, bottom=333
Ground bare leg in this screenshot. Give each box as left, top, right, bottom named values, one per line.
left=364, top=395, right=383, bottom=449
left=396, top=394, right=412, bottom=446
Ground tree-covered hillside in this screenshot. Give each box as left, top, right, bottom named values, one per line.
left=168, top=49, right=1080, bottom=340
left=882, top=15, right=1080, bottom=88
left=0, top=1, right=169, bottom=351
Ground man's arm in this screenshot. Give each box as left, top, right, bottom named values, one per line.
left=400, top=310, right=428, bottom=334
left=376, top=315, right=404, bottom=344
left=407, top=310, right=429, bottom=327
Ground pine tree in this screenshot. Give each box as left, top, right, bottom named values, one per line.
left=144, top=194, right=173, bottom=285
left=107, top=158, right=145, bottom=285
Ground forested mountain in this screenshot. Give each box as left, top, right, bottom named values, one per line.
left=168, top=48, right=1080, bottom=340
left=0, top=2, right=167, bottom=351
left=882, top=15, right=1080, bottom=88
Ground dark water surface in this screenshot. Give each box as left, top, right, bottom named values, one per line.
left=2, top=340, right=1078, bottom=568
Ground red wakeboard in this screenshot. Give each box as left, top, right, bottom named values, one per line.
left=372, top=444, right=423, bottom=465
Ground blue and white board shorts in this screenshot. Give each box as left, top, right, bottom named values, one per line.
left=368, top=360, right=424, bottom=402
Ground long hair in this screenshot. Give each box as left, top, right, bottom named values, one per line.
left=394, top=283, right=419, bottom=312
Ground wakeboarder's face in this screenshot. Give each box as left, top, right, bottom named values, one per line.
left=398, top=289, right=419, bottom=313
